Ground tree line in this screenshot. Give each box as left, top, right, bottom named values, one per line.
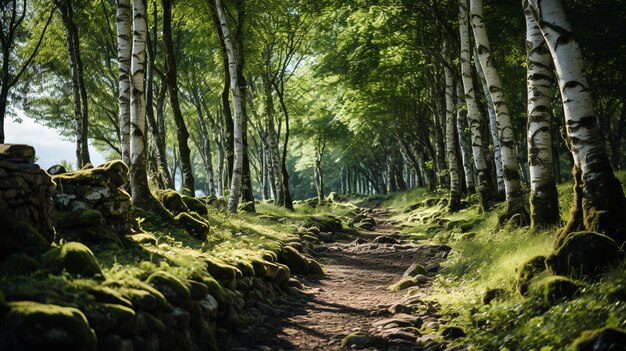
left=0, top=0, right=624, bottom=241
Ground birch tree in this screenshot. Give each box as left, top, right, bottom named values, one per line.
left=471, top=0, right=529, bottom=225
left=116, top=0, right=131, bottom=166
left=527, top=0, right=626, bottom=245
left=215, top=0, right=244, bottom=213
left=524, top=4, right=559, bottom=228
left=443, top=40, right=461, bottom=211
left=458, top=0, right=493, bottom=211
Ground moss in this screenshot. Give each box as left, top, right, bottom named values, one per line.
left=204, top=258, right=241, bottom=283
left=0, top=213, right=50, bottom=259
left=175, top=212, right=210, bottom=238
left=43, top=242, right=103, bottom=277
left=388, top=277, right=421, bottom=292
left=157, top=189, right=189, bottom=215
left=200, top=276, right=230, bottom=308
left=0, top=254, right=39, bottom=276
left=73, top=282, right=132, bottom=308
left=231, top=259, right=255, bottom=278
left=97, top=160, right=129, bottom=187
left=279, top=246, right=309, bottom=274
left=3, top=301, right=97, bottom=351
left=182, top=195, right=208, bottom=215
left=307, top=258, right=324, bottom=275
left=568, top=327, right=626, bottom=351
left=146, top=271, right=191, bottom=305
left=250, top=258, right=267, bottom=277
left=125, top=232, right=157, bottom=245
left=304, top=215, right=343, bottom=233
left=529, top=275, right=580, bottom=304
left=86, top=303, right=136, bottom=334
left=114, top=281, right=168, bottom=311
left=546, top=231, right=619, bottom=277
left=515, top=255, right=547, bottom=296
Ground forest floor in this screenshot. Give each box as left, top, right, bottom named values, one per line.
left=217, top=206, right=456, bottom=351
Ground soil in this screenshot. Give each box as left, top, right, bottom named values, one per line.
left=217, top=207, right=454, bottom=351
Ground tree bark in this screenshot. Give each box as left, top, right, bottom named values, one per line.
left=471, top=0, right=529, bottom=225
left=524, top=4, right=559, bottom=228
left=261, top=70, right=284, bottom=206
left=116, top=0, right=132, bottom=166
left=163, top=0, right=194, bottom=196
left=443, top=40, right=461, bottom=212
left=456, top=83, right=475, bottom=193
left=528, top=0, right=626, bottom=245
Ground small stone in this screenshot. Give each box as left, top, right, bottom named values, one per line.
left=0, top=144, right=35, bottom=162
left=441, top=326, right=466, bottom=340
left=47, top=164, right=67, bottom=175
left=404, top=262, right=427, bottom=277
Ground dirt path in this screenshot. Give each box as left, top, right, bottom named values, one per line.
left=218, top=208, right=453, bottom=351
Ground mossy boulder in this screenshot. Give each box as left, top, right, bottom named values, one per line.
left=0, top=214, right=50, bottom=259
left=114, top=280, right=168, bottom=312
left=125, top=232, right=157, bottom=245
left=175, top=212, right=210, bottom=238
left=568, top=327, right=626, bottom=351
left=182, top=195, right=208, bottom=215
left=306, top=258, right=325, bottom=275
left=96, top=160, right=129, bottom=187
left=200, top=276, right=230, bottom=308
left=403, top=262, right=427, bottom=277
left=0, top=254, right=39, bottom=276
left=76, top=284, right=132, bottom=308
left=1, top=301, right=97, bottom=351
left=279, top=246, right=310, bottom=274
left=156, top=189, right=189, bottom=215
left=547, top=231, right=619, bottom=277
left=43, top=242, right=103, bottom=277
left=349, top=214, right=376, bottom=230
left=204, top=258, right=241, bottom=283
left=388, top=276, right=427, bottom=291
left=83, top=303, right=135, bottom=335
left=274, top=263, right=291, bottom=285
left=232, top=259, right=255, bottom=278
left=304, top=215, right=343, bottom=233
left=515, top=255, right=547, bottom=296
left=250, top=258, right=268, bottom=277
left=341, top=332, right=387, bottom=349
left=529, top=275, right=580, bottom=304
left=146, top=271, right=191, bottom=305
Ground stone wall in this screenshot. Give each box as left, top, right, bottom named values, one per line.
left=51, top=160, right=132, bottom=244
left=0, top=144, right=55, bottom=241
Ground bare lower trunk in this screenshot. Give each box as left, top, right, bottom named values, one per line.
left=524, top=4, right=559, bottom=228
left=456, top=83, right=475, bottom=193
left=471, top=0, right=528, bottom=225
left=528, top=0, right=626, bottom=245
left=443, top=41, right=461, bottom=212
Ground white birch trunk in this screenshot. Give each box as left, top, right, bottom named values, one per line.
left=443, top=40, right=461, bottom=211
left=459, top=0, right=492, bottom=210
left=117, top=0, right=131, bottom=166
left=215, top=0, right=244, bottom=213
left=456, top=82, right=475, bottom=193
left=528, top=0, right=626, bottom=243
left=524, top=4, right=559, bottom=228
left=471, top=0, right=528, bottom=223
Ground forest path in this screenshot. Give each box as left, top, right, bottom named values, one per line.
left=217, top=206, right=453, bottom=350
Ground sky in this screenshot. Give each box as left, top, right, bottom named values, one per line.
left=5, top=115, right=107, bottom=171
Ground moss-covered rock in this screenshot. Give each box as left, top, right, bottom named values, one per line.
left=146, top=271, right=191, bottom=305
left=568, top=327, right=626, bottom=351
left=403, top=262, right=427, bottom=277
left=182, top=195, right=208, bottom=215
left=200, top=276, right=230, bottom=308
left=341, top=332, right=387, bottom=349
left=274, top=263, right=291, bottom=285
left=279, top=246, right=310, bottom=274
left=547, top=231, right=619, bottom=277
left=156, top=189, right=189, bottom=215
left=125, top=232, right=157, bottom=245
left=175, top=212, right=210, bottom=238
left=529, top=275, right=580, bottom=304
left=204, top=258, right=241, bottom=283
left=388, top=276, right=426, bottom=291
left=0, top=213, right=50, bottom=259
left=114, top=280, right=168, bottom=312
left=0, top=254, right=39, bottom=276
left=83, top=303, right=135, bottom=335
left=75, top=283, right=132, bottom=308
left=515, top=255, right=547, bottom=296
left=1, top=301, right=97, bottom=351
left=249, top=258, right=268, bottom=277
left=43, top=242, right=103, bottom=277
left=307, top=258, right=325, bottom=275
left=232, top=259, right=255, bottom=278
left=304, top=215, right=343, bottom=233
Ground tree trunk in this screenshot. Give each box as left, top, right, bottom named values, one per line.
left=459, top=0, right=493, bottom=211
left=456, top=83, right=475, bottom=193
left=274, top=88, right=294, bottom=210
left=128, top=0, right=163, bottom=212
left=57, top=0, right=91, bottom=167
left=116, top=0, right=132, bottom=165
left=528, top=0, right=626, bottom=245
left=443, top=40, right=461, bottom=211
left=261, top=72, right=284, bottom=205
left=215, top=0, right=244, bottom=213
left=524, top=4, right=559, bottom=228
left=163, top=0, right=194, bottom=196
left=471, top=0, right=529, bottom=225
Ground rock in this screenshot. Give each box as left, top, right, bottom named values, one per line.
left=529, top=275, right=580, bottom=303
left=84, top=303, right=135, bottom=335
left=0, top=212, right=50, bottom=260
left=569, top=327, right=626, bottom=351
left=182, top=195, right=208, bottom=215
left=205, top=258, right=241, bottom=283
left=373, top=235, right=399, bottom=244
left=146, top=271, right=191, bottom=305
left=1, top=301, right=97, bottom=351
left=482, top=288, right=506, bottom=304
left=43, top=242, right=103, bottom=277
left=47, top=164, right=67, bottom=175
left=547, top=231, right=619, bottom=277
left=125, top=232, right=157, bottom=245
left=441, top=326, right=466, bottom=340
left=307, top=258, right=325, bottom=275
left=388, top=276, right=429, bottom=291
left=156, top=189, right=189, bottom=215
left=98, top=334, right=134, bottom=351
left=188, top=280, right=210, bottom=300
left=0, top=144, right=35, bottom=163
left=373, top=314, right=423, bottom=328
left=116, top=283, right=168, bottom=312
left=515, top=255, right=547, bottom=296
left=286, top=278, right=304, bottom=290
left=404, top=262, right=427, bottom=277
left=304, top=215, right=343, bottom=233
left=279, top=246, right=310, bottom=274
left=77, top=284, right=132, bottom=308
left=286, top=241, right=304, bottom=252
left=426, top=264, right=440, bottom=273
left=175, top=212, right=210, bottom=238
left=274, top=263, right=291, bottom=285
left=0, top=253, right=39, bottom=276
left=200, top=276, right=230, bottom=308
left=198, top=294, right=219, bottom=319
left=341, top=332, right=387, bottom=349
